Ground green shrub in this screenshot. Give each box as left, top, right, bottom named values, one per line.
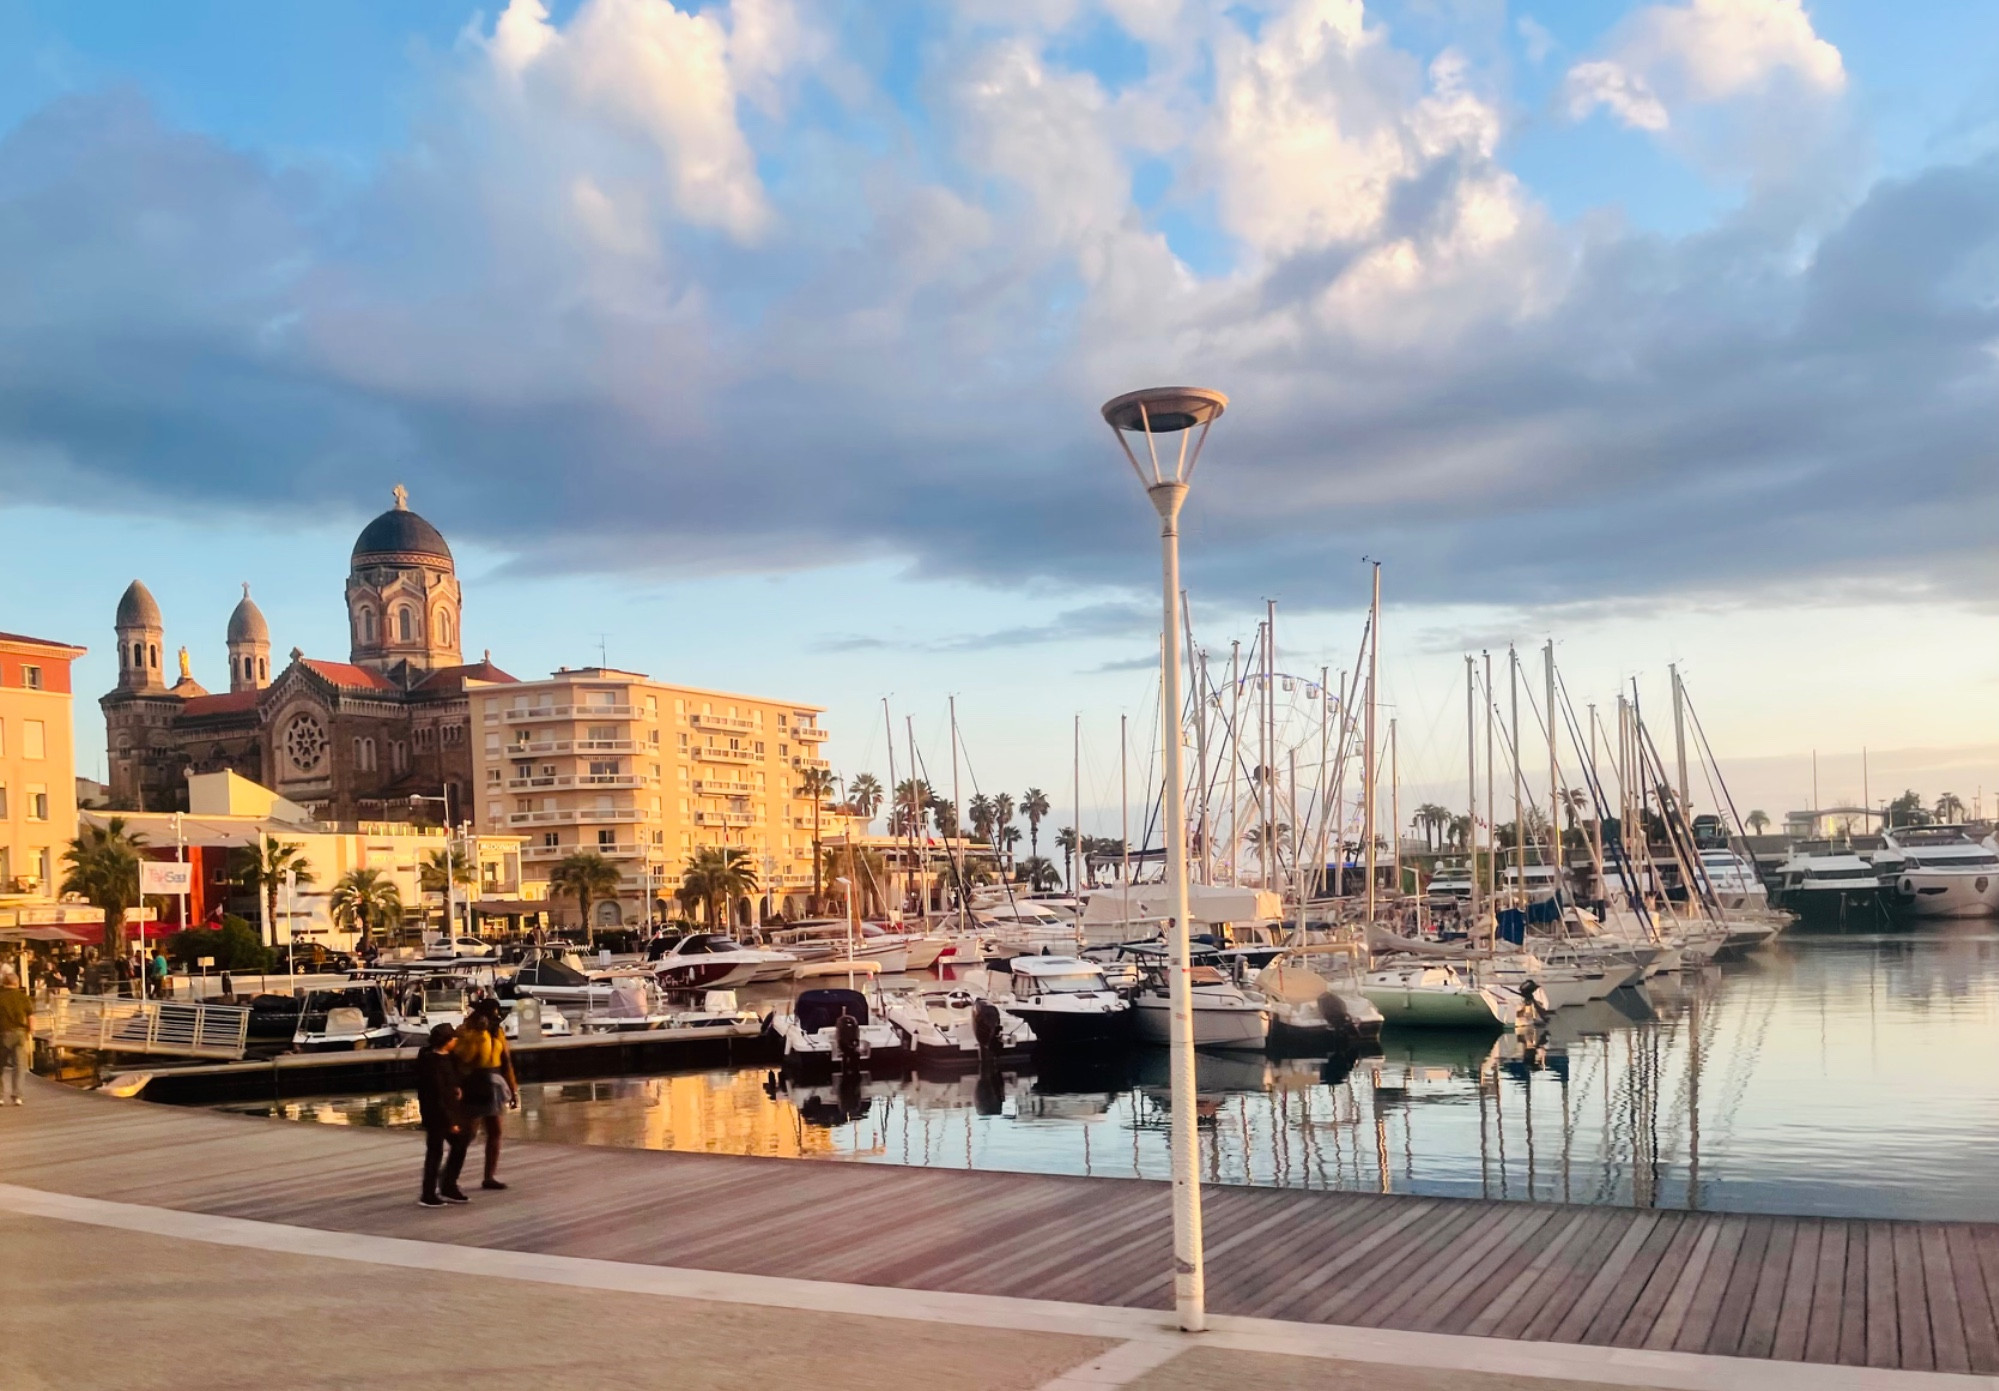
left=166, top=916, right=273, bottom=973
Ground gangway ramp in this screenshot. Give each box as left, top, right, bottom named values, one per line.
left=37, top=994, right=250, bottom=1060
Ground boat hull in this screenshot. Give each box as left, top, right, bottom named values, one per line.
left=1895, top=872, right=1999, bottom=919
left=1132, top=996, right=1270, bottom=1050
left=1010, top=1003, right=1133, bottom=1053
left=1360, top=986, right=1509, bottom=1031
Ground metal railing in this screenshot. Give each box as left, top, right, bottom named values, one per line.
left=36, top=994, right=251, bottom=1060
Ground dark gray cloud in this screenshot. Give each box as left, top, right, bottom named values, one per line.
left=1, top=21, right=1996, bottom=628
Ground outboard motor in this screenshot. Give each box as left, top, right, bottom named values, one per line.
left=1516, top=980, right=1550, bottom=1027
left=971, top=998, right=1005, bottom=1063
left=1315, top=990, right=1356, bottom=1043
left=833, top=1010, right=865, bottom=1072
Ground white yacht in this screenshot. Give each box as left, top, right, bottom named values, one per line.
left=1873, top=826, right=1999, bottom=919
left=972, top=956, right=1133, bottom=1051
left=647, top=932, right=797, bottom=990
left=1693, top=847, right=1770, bottom=913
left=1770, top=846, right=1881, bottom=925
left=1130, top=966, right=1271, bottom=1051
left=1425, top=860, right=1474, bottom=913
left=880, top=986, right=1035, bottom=1066
left=765, top=961, right=907, bottom=1072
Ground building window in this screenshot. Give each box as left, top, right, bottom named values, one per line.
left=486, top=767, right=501, bottom=786
left=37, top=847, right=51, bottom=885
left=436, top=611, right=452, bottom=646
left=21, top=665, right=41, bottom=690
left=20, top=720, right=42, bottom=761
left=678, top=733, right=688, bottom=749
left=259, top=657, right=268, bottom=680
left=390, top=741, right=407, bottom=774
left=0, top=785, right=8, bottom=818
left=398, top=607, right=415, bottom=642
left=754, top=741, right=765, bottom=755
left=597, top=829, right=615, bottom=848
left=644, top=696, right=658, bottom=717
left=779, top=744, right=788, bottom=758
left=542, top=832, right=559, bottom=849
left=130, top=642, right=144, bottom=669
left=485, top=733, right=501, bottom=753
left=27, top=786, right=48, bottom=821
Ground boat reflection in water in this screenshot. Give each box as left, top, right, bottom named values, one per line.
left=232, top=927, right=1999, bottom=1222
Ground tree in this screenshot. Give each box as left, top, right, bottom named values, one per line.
left=330, top=868, right=403, bottom=950
left=889, top=779, right=932, bottom=837
left=549, top=852, right=622, bottom=943
left=990, top=793, right=1016, bottom=870
left=928, top=795, right=960, bottom=839
left=845, top=773, right=883, bottom=826
left=1412, top=802, right=1450, bottom=851
left=1016, top=856, right=1061, bottom=892
left=1055, top=826, right=1079, bottom=890
left=1021, top=788, right=1051, bottom=864
left=1000, top=824, right=1022, bottom=869
left=61, top=817, right=148, bottom=953
left=231, top=834, right=316, bottom=947
left=1936, top=792, right=1967, bottom=824
left=1447, top=814, right=1472, bottom=850
left=967, top=794, right=995, bottom=846
left=1887, top=790, right=1928, bottom=829
left=820, top=843, right=888, bottom=916
left=1746, top=809, right=1770, bottom=836
left=679, top=846, right=759, bottom=928
left=419, top=848, right=474, bottom=931
left=797, top=766, right=838, bottom=908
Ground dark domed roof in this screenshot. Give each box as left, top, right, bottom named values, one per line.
left=227, top=584, right=269, bottom=643
left=352, top=485, right=452, bottom=564
left=116, top=580, right=162, bottom=628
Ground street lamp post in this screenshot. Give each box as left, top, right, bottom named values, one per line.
left=1100, top=385, right=1227, bottom=1334
left=409, top=792, right=455, bottom=946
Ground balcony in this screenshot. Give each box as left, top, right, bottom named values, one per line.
left=694, top=811, right=755, bottom=827
left=793, top=725, right=829, bottom=742
left=694, top=779, right=755, bottom=796
left=691, top=712, right=754, bottom=732
left=506, top=808, right=645, bottom=826
left=793, top=756, right=830, bottom=771
left=501, top=738, right=636, bottom=757
left=504, top=703, right=637, bottom=723
left=523, top=842, right=644, bottom=861
left=694, top=746, right=755, bottom=765
left=505, top=774, right=653, bottom=792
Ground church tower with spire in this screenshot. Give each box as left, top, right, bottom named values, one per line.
left=227, top=584, right=271, bottom=692
left=345, top=484, right=463, bottom=681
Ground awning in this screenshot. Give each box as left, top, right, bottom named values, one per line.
left=0, top=925, right=93, bottom=943
left=467, top=899, right=544, bottom=915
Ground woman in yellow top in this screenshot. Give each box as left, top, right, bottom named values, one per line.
left=450, top=999, right=518, bottom=1190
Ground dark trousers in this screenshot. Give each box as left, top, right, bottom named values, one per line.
left=422, top=1123, right=469, bottom=1200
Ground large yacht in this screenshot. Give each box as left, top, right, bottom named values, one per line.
left=1692, top=847, right=1771, bottom=914
left=1769, top=845, right=1881, bottom=925
left=1872, top=826, right=1999, bottom=919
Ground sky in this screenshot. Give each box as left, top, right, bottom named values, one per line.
left=2, top=0, right=1998, bottom=843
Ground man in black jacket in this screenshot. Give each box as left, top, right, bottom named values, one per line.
left=416, top=1022, right=471, bottom=1208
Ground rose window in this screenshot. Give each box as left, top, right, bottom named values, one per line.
left=284, top=713, right=328, bottom=773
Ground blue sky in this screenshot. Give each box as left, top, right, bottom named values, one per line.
left=4, top=0, right=1999, bottom=831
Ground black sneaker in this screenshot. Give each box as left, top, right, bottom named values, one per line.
left=481, top=1179, right=508, bottom=1191
left=418, top=1196, right=445, bottom=1208
left=441, top=1190, right=471, bottom=1203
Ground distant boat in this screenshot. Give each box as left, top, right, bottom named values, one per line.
left=1873, top=826, right=1999, bottom=919
left=1770, top=846, right=1880, bottom=925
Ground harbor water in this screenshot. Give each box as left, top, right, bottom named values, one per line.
left=229, top=925, right=1999, bottom=1222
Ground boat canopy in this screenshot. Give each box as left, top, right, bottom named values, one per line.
left=795, top=988, right=869, bottom=1031
left=1079, top=883, right=1282, bottom=927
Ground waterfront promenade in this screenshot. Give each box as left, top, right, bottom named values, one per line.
left=0, top=1080, right=1993, bottom=1390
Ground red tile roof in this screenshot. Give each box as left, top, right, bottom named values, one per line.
left=413, top=659, right=519, bottom=693
left=300, top=659, right=396, bottom=690
left=179, top=689, right=263, bottom=717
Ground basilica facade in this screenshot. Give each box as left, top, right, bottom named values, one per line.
left=101, top=488, right=515, bottom=823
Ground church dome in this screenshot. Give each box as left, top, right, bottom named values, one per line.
left=351, top=486, right=452, bottom=565
left=227, top=585, right=269, bottom=643
left=116, top=579, right=162, bottom=628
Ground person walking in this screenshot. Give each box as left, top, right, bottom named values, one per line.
left=450, top=999, right=517, bottom=1191
left=0, top=969, right=33, bottom=1105
left=150, top=948, right=171, bottom=1000
left=415, top=1023, right=470, bottom=1208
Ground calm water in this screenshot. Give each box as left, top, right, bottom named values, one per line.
left=229, top=927, right=1999, bottom=1221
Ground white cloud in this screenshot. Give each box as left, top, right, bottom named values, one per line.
left=1565, top=0, right=1844, bottom=132
left=1517, top=16, right=1557, bottom=66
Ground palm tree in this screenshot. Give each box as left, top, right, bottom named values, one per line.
left=820, top=843, right=888, bottom=916
left=990, top=792, right=1015, bottom=871
left=845, top=773, right=883, bottom=827
left=1746, top=809, right=1770, bottom=836
left=679, top=846, right=759, bottom=927
left=1021, top=788, right=1051, bottom=863
left=967, top=794, right=995, bottom=846
left=928, top=795, right=960, bottom=839
left=1000, top=824, right=1022, bottom=872
left=549, top=852, right=622, bottom=944
left=60, top=817, right=148, bottom=953
left=1242, top=822, right=1292, bottom=875
left=1055, top=826, right=1079, bottom=890
left=230, top=834, right=315, bottom=948
left=1936, top=792, right=1967, bottom=824
left=330, top=868, right=403, bottom=950
left=1412, top=802, right=1450, bottom=851
left=419, top=848, right=475, bottom=930
left=1017, top=856, right=1061, bottom=892
left=797, top=767, right=838, bottom=908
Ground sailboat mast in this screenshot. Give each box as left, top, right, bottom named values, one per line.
left=1546, top=641, right=1560, bottom=896
left=1120, top=712, right=1131, bottom=925
left=1671, top=663, right=1691, bottom=822
left=1364, top=563, right=1380, bottom=924
left=950, top=696, right=961, bottom=912
left=1264, top=601, right=1278, bottom=891
left=882, top=697, right=899, bottom=919
left=908, top=715, right=927, bottom=926
left=1184, top=593, right=1209, bottom=887
left=1317, top=664, right=1331, bottom=906
left=1510, top=645, right=1525, bottom=887
left=1389, top=716, right=1400, bottom=903
left=1466, top=654, right=1479, bottom=925
left=1483, top=650, right=1495, bottom=915
left=1227, top=640, right=1241, bottom=887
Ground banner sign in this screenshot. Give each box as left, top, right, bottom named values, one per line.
left=140, top=862, right=194, bottom=896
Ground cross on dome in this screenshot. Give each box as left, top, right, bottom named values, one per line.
left=392, top=483, right=409, bottom=510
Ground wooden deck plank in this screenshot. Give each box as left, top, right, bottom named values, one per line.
left=1553, top=1212, right=1663, bottom=1344
left=1580, top=1211, right=1683, bottom=1346
left=1701, top=1214, right=1773, bottom=1357
left=1893, top=1222, right=1935, bottom=1371
left=1947, top=1226, right=1999, bottom=1373
left=1867, top=1222, right=1902, bottom=1369
left=1640, top=1215, right=1726, bottom=1351
left=1672, top=1215, right=1748, bottom=1354
left=1404, top=1206, right=1562, bottom=1334
left=1608, top=1214, right=1707, bottom=1349
left=1512, top=1210, right=1634, bottom=1343
left=1922, top=1224, right=1970, bottom=1374
left=1737, top=1217, right=1798, bottom=1360
left=1804, top=1221, right=1849, bottom=1365
left=1770, top=1219, right=1821, bottom=1362
left=1463, top=1209, right=1603, bottom=1339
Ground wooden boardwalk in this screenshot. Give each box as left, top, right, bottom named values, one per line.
left=6, top=1082, right=1997, bottom=1376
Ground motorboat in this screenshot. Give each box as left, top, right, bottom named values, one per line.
left=1873, top=826, right=1999, bottom=919
left=390, top=972, right=573, bottom=1044
left=1253, top=957, right=1384, bottom=1050
left=972, top=899, right=1080, bottom=954
left=292, top=984, right=400, bottom=1052
left=1693, top=848, right=1771, bottom=914
left=880, top=985, right=1035, bottom=1067
left=576, top=979, right=759, bottom=1035
left=765, top=960, right=908, bottom=1073
left=1359, top=961, right=1515, bottom=1031
left=648, top=932, right=797, bottom=989
left=974, top=955, right=1133, bottom=1052
left=1770, top=846, right=1882, bottom=925
left=765, top=920, right=911, bottom=974
left=1130, top=965, right=1270, bottom=1051
left=507, top=950, right=626, bottom=1007
left=1425, top=860, right=1474, bottom=914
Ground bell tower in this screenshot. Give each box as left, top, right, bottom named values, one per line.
left=114, top=580, right=166, bottom=693
left=226, top=583, right=272, bottom=693
left=345, top=485, right=463, bottom=678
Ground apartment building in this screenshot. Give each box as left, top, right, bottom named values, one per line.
left=470, top=667, right=832, bottom=928
left=0, top=631, right=86, bottom=905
